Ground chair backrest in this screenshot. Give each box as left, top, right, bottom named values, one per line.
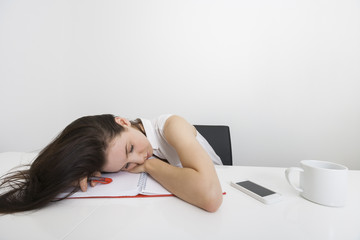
left=194, top=125, right=233, bottom=165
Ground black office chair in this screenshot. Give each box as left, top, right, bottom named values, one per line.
left=194, top=125, right=233, bottom=165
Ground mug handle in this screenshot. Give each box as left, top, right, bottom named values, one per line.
left=285, top=167, right=303, bottom=192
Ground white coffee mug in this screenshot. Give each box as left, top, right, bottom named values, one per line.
left=285, top=160, right=348, bottom=207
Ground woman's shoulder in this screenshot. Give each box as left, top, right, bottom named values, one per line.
left=163, top=115, right=197, bottom=142
left=147, top=114, right=194, bottom=139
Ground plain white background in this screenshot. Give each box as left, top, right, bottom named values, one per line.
left=0, top=0, right=359, bottom=169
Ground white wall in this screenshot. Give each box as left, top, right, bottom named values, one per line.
left=1, top=0, right=359, bottom=169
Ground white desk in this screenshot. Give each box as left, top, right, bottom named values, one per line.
left=0, top=153, right=359, bottom=240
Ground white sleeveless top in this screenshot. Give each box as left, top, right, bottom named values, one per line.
left=140, top=114, right=223, bottom=167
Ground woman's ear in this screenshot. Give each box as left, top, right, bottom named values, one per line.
left=114, top=117, right=131, bottom=127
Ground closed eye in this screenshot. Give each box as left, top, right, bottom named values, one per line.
left=124, top=162, right=130, bottom=170
left=123, top=145, right=134, bottom=170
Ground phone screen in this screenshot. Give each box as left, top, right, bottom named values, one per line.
left=236, top=181, right=275, bottom=197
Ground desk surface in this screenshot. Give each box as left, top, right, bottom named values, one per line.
left=0, top=153, right=359, bottom=240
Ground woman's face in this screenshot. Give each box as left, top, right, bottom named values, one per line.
left=102, top=118, right=153, bottom=172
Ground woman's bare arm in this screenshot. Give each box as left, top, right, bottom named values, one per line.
left=140, top=115, right=223, bottom=212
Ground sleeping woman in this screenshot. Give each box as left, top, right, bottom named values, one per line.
left=0, top=114, right=223, bottom=214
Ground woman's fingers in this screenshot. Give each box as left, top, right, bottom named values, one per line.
left=79, top=171, right=101, bottom=192
left=90, top=171, right=101, bottom=187
left=79, top=177, right=88, bottom=192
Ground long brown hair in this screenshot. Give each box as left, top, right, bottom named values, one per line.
left=0, top=114, right=126, bottom=214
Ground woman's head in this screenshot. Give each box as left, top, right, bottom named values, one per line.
left=0, top=114, right=128, bottom=214
left=103, top=117, right=153, bottom=172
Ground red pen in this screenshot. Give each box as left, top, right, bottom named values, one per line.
left=88, top=176, right=113, bottom=184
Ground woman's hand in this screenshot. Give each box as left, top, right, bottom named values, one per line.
left=127, top=157, right=159, bottom=174
left=79, top=171, right=101, bottom=192
left=128, top=164, right=145, bottom=173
